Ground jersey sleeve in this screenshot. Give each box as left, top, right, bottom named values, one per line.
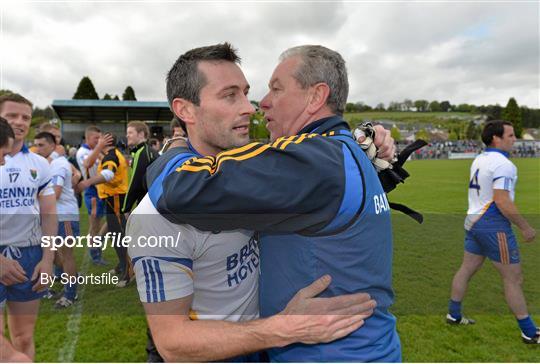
left=492, top=161, right=515, bottom=191
left=127, top=214, right=197, bottom=303
left=50, top=160, right=69, bottom=187
left=37, top=156, right=54, bottom=196
left=122, top=146, right=155, bottom=213
left=101, top=151, right=119, bottom=173
left=149, top=134, right=346, bottom=234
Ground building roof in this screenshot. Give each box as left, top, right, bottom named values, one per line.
left=51, top=99, right=174, bottom=122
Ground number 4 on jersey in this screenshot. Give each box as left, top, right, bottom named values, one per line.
left=469, top=169, right=480, bottom=194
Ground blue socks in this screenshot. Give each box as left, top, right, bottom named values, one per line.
left=448, top=299, right=462, bottom=320
left=518, top=316, right=538, bottom=338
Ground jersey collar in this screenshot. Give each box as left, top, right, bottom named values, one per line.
left=485, top=147, right=510, bottom=158
left=298, top=115, right=350, bottom=135
left=21, top=144, right=30, bottom=153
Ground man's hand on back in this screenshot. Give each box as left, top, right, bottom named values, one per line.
left=269, top=275, right=376, bottom=346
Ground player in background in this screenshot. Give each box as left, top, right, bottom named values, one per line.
left=121, top=121, right=158, bottom=214
left=76, top=126, right=111, bottom=265
left=0, top=93, right=57, bottom=360
left=76, top=134, right=130, bottom=287
left=447, top=120, right=538, bottom=344
left=33, top=132, right=81, bottom=309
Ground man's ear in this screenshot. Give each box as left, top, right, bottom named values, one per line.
left=306, top=82, right=331, bottom=114
left=172, top=98, right=196, bottom=126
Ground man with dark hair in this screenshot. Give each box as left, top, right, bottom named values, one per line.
left=34, top=132, right=81, bottom=309
left=0, top=93, right=57, bottom=360
left=128, top=43, right=380, bottom=362
left=77, top=134, right=130, bottom=286
left=122, top=121, right=158, bottom=214
left=76, top=126, right=112, bottom=265
left=447, top=120, right=538, bottom=344
left=0, top=118, right=15, bottom=167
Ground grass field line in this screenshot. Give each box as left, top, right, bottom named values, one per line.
left=57, top=252, right=90, bottom=362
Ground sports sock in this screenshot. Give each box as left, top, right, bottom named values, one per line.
left=448, top=299, right=462, bottom=320
left=517, top=316, right=537, bottom=338
left=64, top=273, right=78, bottom=301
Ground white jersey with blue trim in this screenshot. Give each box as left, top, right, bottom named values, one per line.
left=50, top=156, right=79, bottom=222
left=127, top=194, right=259, bottom=322
left=76, top=144, right=99, bottom=180
left=465, top=148, right=517, bottom=230
left=0, top=146, right=54, bottom=247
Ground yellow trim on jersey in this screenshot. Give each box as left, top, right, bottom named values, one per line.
left=175, top=133, right=321, bottom=174
left=173, top=263, right=194, bottom=279
left=102, top=161, right=118, bottom=170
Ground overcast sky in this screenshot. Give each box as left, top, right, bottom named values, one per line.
left=1, top=1, right=538, bottom=109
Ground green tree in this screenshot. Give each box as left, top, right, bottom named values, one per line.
left=113, top=95, right=120, bottom=100
left=429, top=100, right=441, bottom=112
left=440, top=100, right=452, bottom=112
left=122, top=86, right=137, bottom=101
left=415, top=128, right=429, bottom=141
left=0, top=89, right=14, bottom=97
left=345, top=102, right=358, bottom=113
left=390, top=126, right=402, bottom=141
left=465, top=121, right=479, bottom=140
left=103, top=93, right=112, bottom=100
left=73, top=76, right=99, bottom=99
left=414, top=100, right=429, bottom=112
left=375, top=102, right=385, bottom=111
left=502, top=97, right=523, bottom=138
left=403, top=99, right=413, bottom=111
left=448, top=129, right=459, bottom=141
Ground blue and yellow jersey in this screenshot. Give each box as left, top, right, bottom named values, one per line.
left=146, top=115, right=400, bottom=362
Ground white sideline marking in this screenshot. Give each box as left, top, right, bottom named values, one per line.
left=58, top=253, right=90, bottom=362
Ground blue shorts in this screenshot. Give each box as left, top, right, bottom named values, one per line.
left=84, top=188, right=105, bottom=218
left=464, top=228, right=520, bottom=264
left=0, top=245, right=46, bottom=303
left=58, top=221, right=80, bottom=238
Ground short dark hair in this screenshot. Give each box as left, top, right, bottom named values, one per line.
left=0, top=117, right=15, bottom=147
left=170, top=116, right=187, bottom=136
left=35, top=131, right=56, bottom=145
left=0, top=93, right=33, bottom=112
left=481, top=120, right=513, bottom=146
left=85, top=125, right=101, bottom=135
left=166, top=43, right=241, bottom=107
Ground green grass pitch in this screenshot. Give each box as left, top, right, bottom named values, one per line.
left=33, top=158, right=539, bottom=362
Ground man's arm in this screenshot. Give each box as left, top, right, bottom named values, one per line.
left=149, top=135, right=347, bottom=233
left=145, top=275, right=375, bottom=362
left=493, top=189, right=536, bottom=242
left=32, top=193, right=57, bottom=292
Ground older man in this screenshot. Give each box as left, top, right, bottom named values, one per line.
left=147, top=44, right=402, bottom=361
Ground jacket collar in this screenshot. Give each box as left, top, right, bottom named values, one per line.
left=298, top=115, right=350, bottom=135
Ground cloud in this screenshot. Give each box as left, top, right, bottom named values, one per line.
left=1, top=1, right=538, bottom=109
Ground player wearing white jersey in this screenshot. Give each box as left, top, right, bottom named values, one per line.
left=76, top=126, right=112, bottom=265
left=0, top=94, right=57, bottom=360
left=129, top=194, right=259, bottom=321
left=34, top=131, right=81, bottom=309
left=447, top=120, right=538, bottom=344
